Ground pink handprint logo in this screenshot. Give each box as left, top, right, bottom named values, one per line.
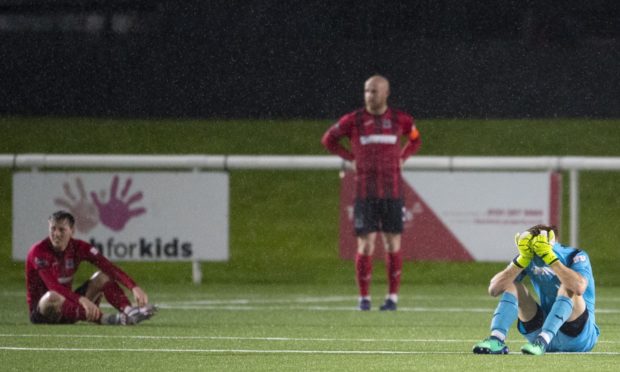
left=54, top=178, right=100, bottom=233
left=91, top=175, right=147, bottom=231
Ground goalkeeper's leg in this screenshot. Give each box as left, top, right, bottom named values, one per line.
left=473, top=282, right=539, bottom=354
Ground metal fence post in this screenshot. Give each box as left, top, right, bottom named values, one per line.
left=569, top=169, right=579, bottom=247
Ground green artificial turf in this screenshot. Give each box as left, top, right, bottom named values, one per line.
left=0, top=282, right=619, bottom=371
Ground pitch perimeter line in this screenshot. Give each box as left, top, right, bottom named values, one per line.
left=152, top=304, right=620, bottom=314
left=1, top=346, right=619, bottom=355
left=1, top=334, right=618, bottom=344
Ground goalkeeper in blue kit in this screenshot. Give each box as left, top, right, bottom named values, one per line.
left=473, top=224, right=599, bottom=355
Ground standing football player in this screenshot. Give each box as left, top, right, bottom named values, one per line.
left=26, top=210, right=157, bottom=325
left=473, top=224, right=599, bottom=355
left=321, top=75, right=421, bottom=311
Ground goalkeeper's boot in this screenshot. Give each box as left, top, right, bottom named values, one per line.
left=472, top=336, right=509, bottom=354
left=126, top=304, right=158, bottom=325
left=521, top=336, right=548, bottom=355
left=379, top=299, right=397, bottom=311
left=359, top=298, right=371, bottom=311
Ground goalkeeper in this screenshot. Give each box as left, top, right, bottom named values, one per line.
left=473, top=224, right=599, bottom=355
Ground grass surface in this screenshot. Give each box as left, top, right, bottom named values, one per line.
left=1, top=282, right=619, bottom=371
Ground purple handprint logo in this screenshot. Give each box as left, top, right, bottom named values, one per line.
left=91, top=175, right=147, bottom=231
left=54, top=177, right=100, bottom=233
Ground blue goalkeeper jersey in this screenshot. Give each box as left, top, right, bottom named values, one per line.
left=517, top=243, right=597, bottom=323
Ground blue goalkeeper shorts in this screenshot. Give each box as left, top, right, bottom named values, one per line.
left=518, top=308, right=600, bottom=352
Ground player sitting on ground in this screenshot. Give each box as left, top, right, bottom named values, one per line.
left=473, top=224, right=599, bottom=355
left=26, top=210, right=156, bottom=325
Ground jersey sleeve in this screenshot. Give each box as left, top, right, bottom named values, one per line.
left=321, top=113, right=355, bottom=161
left=79, top=243, right=137, bottom=290
left=31, top=251, right=82, bottom=303
left=567, top=251, right=593, bottom=283
left=400, top=113, right=421, bottom=160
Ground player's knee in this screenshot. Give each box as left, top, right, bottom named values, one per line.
left=357, top=237, right=375, bottom=255
left=488, top=285, right=503, bottom=297
left=488, top=282, right=515, bottom=298
left=89, top=271, right=111, bottom=289
left=558, top=283, right=585, bottom=298
left=38, top=291, right=64, bottom=314
left=357, top=245, right=373, bottom=255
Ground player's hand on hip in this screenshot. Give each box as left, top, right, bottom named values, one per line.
left=513, top=231, right=534, bottom=268
left=78, top=296, right=101, bottom=321
left=132, top=286, right=148, bottom=307
left=531, top=230, right=559, bottom=265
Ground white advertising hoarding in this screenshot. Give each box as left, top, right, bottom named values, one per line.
left=13, top=172, right=228, bottom=261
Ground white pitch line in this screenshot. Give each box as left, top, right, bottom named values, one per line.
left=1, top=334, right=618, bottom=344
left=152, top=303, right=620, bottom=314
left=1, top=346, right=619, bottom=355
left=155, top=304, right=497, bottom=312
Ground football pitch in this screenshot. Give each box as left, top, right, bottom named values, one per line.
left=1, top=283, right=619, bottom=371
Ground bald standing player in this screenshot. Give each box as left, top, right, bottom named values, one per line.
left=321, top=75, right=421, bottom=311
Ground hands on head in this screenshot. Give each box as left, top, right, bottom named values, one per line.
left=513, top=227, right=558, bottom=268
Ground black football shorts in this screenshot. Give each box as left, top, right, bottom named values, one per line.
left=353, top=198, right=404, bottom=236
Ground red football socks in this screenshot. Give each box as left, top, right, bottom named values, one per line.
left=356, top=253, right=373, bottom=297
left=386, top=251, right=402, bottom=295
left=102, top=281, right=131, bottom=311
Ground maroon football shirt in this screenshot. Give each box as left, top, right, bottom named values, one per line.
left=25, top=237, right=137, bottom=312
left=322, top=107, right=421, bottom=199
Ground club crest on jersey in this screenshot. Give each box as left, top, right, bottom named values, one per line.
left=34, top=257, right=48, bottom=268
left=381, top=119, right=392, bottom=129
left=65, top=259, right=74, bottom=270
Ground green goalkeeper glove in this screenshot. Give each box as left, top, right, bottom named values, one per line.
left=513, top=231, right=534, bottom=268
left=531, top=230, right=559, bottom=265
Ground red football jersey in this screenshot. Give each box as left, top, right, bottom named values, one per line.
left=25, top=237, right=137, bottom=312
left=322, top=107, right=421, bottom=198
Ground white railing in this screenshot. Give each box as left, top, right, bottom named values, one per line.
left=4, top=154, right=620, bottom=249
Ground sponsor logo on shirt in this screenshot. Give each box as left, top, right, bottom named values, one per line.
left=57, top=276, right=73, bottom=284
left=532, top=266, right=556, bottom=277
left=360, top=134, right=398, bottom=145
left=573, top=255, right=587, bottom=264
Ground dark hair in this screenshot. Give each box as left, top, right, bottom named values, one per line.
left=49, top=210, right=75, bottom=228
left=527, top=224, right=558, bottom=237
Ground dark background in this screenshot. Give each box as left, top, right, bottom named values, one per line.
left=0, top=0, right=618, bottom=118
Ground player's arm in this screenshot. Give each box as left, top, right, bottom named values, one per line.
left=400, top=120, right=421, bottom=162
left=37, top=266, right=101, bottom=320
left=488, top=263, right=524, bottom=297
left=530, top=232, right=588, bottom=296
left=488, top=232, right=533, bottom=297
left=37, top=268, right=82, bottom=303
left=78, top=296, right=102, bottom=321
left=84, top=245, right=136, bottom=288
left=84, top=246, right=149, bottom=306
left=549, top=261, right=588, bottom=296
left=321, top=120, right=354, bottom=161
